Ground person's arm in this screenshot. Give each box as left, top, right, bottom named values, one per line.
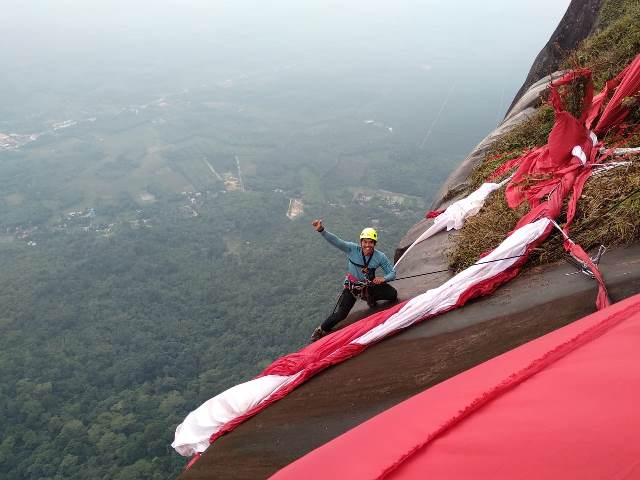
left=378, top=252, right=396, bottom=282
left=320, top=230, right=353, bottom=253
left=312, top=219, right=353, bottom=253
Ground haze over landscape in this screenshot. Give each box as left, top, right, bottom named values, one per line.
left=0, top=1, right=570, bottom=478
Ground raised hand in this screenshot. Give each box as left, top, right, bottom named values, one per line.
left=312, top=219, right=324, bottom=232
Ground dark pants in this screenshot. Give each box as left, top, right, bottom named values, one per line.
left=321, top=283, right=397, bottom=332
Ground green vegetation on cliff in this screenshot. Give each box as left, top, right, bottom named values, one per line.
left=583, top=0, right=640, bottom=89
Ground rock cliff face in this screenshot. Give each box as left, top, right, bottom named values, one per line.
left=507, top=0, right=605, bottom=112
left=180, top=2, right=640, bottom=478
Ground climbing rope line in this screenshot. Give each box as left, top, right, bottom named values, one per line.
left=390, top=253, right=528, bottom=282
left=419, top=80, right=457, bottom=149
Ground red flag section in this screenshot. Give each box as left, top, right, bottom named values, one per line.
left=592, top=54, right=640, bottom=134
left=425, top=209, right=444, bottom=218
left=272, top=293, right=640, bottom=480
left=504, top=69, right=596, bottom=218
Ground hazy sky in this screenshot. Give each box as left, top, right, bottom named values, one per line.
left=2, top=1, right=570, bottom=72
left=1, top=0, right=571, bottom=147
left=2, top=1, right=570, bottom=63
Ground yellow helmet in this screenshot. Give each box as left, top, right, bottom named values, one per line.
left=359, top=227, right=378, bottom=242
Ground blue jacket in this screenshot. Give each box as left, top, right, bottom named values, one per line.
left=320, top=230, right=396, bottom=282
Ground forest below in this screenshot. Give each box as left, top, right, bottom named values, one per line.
left=0, top=185, right=433, bottom=479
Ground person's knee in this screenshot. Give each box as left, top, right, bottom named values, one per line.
left=389, top=286, right=398, bottom=301
left=374, top=284, right=396, bottom=301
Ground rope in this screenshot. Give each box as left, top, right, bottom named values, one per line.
left=390, top=254, right=528, bottom=282
left=419, top=80, right=457, bottom=149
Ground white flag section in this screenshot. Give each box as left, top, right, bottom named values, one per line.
left=172, top=373, right=301, bottom=456
left=395, top=178, right=510, bottom=268
left=172, top=218, right=551, bottom=458
left=355, top=217, right=550, bottom=345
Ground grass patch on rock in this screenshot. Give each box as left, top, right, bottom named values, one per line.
left=568, top=160, right=640, bottom=250
left=447, top=188, right=529, bottom=272
left=575, top=0, right=640, bottom=89
left=449, top=159, right=640, bottom=272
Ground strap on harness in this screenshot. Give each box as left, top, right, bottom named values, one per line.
left=348, top=253, right=376, bottom=281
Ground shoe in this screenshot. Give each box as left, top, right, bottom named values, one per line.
left=310, top=326, right=328, bottom=342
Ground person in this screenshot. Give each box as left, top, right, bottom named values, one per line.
left=310, top=219, right=397, bottom=342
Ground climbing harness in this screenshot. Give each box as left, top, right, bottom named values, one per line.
left=343, top=277, right=375, bottom=307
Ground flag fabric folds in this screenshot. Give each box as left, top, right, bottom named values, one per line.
left=272, top=293, right=640, bottom=480
left=172, top=219, right=552, bottom=457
